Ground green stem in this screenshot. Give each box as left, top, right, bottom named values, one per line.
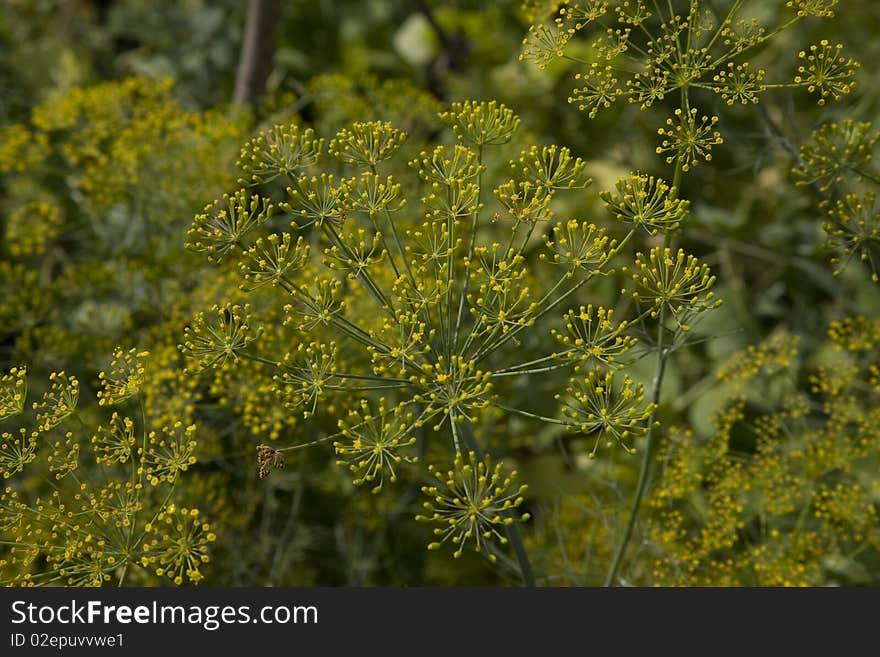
left=367, top=212, right=401, bottom=279
left=455, top=146, right=484, bottom=350
left=714, top=17, right=801, bottom=68
left=490, top=351, right=572, bottom=375
left=323, top=222, right=396, bottom=316
left=379, top=203, right=436, bottom=342
left=493, top=403, right=568, bottom=426
left=604, top=307, right=668, bottom=587
left=323, top=383, right=408, bottom=391
left=278, top=435, right=334, bottom=452
left=279, top=274, right=406, bottom=357
left=118, top=394, right=151, bottom=586
left=471, top=229, right=635, bottom=364
left=704, top=0, right=744, bottom=53
left=671, top=154, right=684, bottom=205
left=240, top=352, right=280, bottom=367
left=368, top=163, right=420, bottom=298
left=490, top=362, right=572, bottom=378
left=850, top=167, right=880, bottom=186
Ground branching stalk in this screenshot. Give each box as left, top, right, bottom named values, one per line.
left=605, top=307, right=668, bottom=587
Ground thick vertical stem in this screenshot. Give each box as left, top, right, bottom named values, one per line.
left=233, top=0, right=281, bottom=108
left=604, top=308, right=668, bottom=587
left=455, top=145, right=483, bottom=351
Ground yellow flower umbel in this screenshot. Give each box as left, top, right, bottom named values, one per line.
left=0, top=428, right=38, bottom=478
left=656, top=108, right=723, bottom=172
left=92, top=412, right=137, bottom=466
left=794, top=40, right=859, bottom=106
left=625, top=247, right=721, bottom=329
left=521, top=17, right=576, bottom=71
left=98, top=347, right=149, bottom=406
left=541, top=219, right=613, bottom=275
left=237, top=123, right=323, bottom=185
left=32, top=371, right=79, bottom=431
left=411, top=356, right=493, bottom=432
left=142, top=422, right=198, bottom=486
left=520, top=0, right=856, bottom=179
left=600, top=173, right=689, bottom=236
left=275, top=341, right=337, bottom=419
left=790, top=118, right=880, bottom=282
left=239, top=233, right=310, bottom=291
left=0, top=367, right=27, bottom=422
left=440, top=100, right=520, bottom=147
left=417, top=451, right=529, bottom=561
left=334, top=398, right=418, bottom=493
left=183, top=98, right=720, bottom=583
left=551, top=305, right=636, bottom=370
left=328, top=121, right=406, bottom=168
left=187, top=191, right=274, bottom=263
left=794, top=120, right=879, bottom=194
left=0, top=364, right=211, bottom=587
left=712, top=62, right=766, bottom=106
left=143, top=506, right=215, bottom=585
left=512, top=144, right=590, bottom=192
left=823, top=193, right=880, bottom=282
left=179, top=304, right=260, bottom=372
left=558, top=368, right=655, bottom=457
left=787, top=0, right=838, bottom=18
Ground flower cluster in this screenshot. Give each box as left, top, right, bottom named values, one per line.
left=32, top=371, right=79, bottom=432
left=0, top=428, right=38, bottom=479
left=4, top=201, right=62, bottom=258
left=551, top=305, right=636, bottom=369
left=717, top=332, right=800, bottom=385
left=237, top=123, right=323, bottom=185
left=558, top=368, right=655, bottom=457
left=822, top=194, right=880, bottom=282
left=0, top=75, right=259, bottom=588
left=794, top=119, right=880, bottom=282
left=794, top=40, right=859, bottom=106
left=335, top=398, right=418, bottom=493
left=600, top=173, right=689, bottom=235
left=656, top=109, right=722, bottom=172
left=142, top=506, right=216, bottom=585
left=97, top=348, right=149, bottom=406
left=328, top=121, right=406, bottom=168
left=520, top=0, right=857, bottom=176
left=0, top=360, right=211, bottom=586
left=647, top=317, right=880, bottom=586
left=793, top=120, right=879, bottom=193
left=0, top=367, right=27, bottom=422
left=417, top=451, right=530, bottom=561
left=183, top=97, right=719, bottom=574
left=187, top=192, right=275, bottom=263
left=624, top=247, right=721, bottom=330
left=179, top=304, right=261, bottom=372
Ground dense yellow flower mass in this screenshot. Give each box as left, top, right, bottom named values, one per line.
left=0, top=77, right=246, bottom=586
